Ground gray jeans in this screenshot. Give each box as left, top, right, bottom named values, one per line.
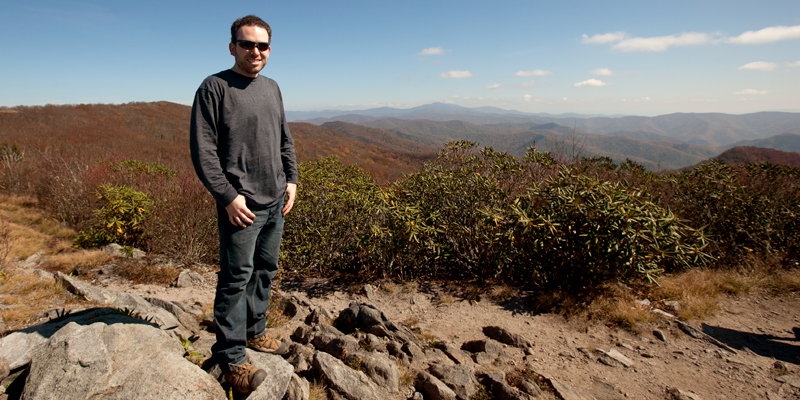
left=211, top=199, right=284, bottom=373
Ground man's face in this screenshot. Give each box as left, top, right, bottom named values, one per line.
left=229, top=25, right=270, bottom=78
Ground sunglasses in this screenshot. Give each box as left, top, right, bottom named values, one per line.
left=235, top=40, right=270, bottom=51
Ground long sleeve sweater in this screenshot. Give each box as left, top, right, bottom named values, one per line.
left=190, top=69, right=298, bottom=208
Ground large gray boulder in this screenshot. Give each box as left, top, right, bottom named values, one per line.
left=22, top=320, right=225, bottom=400
left=334, top=302, right=422, bottom=347
left=240, top=349, right=295, bottom=400
left=356, top=351, right=400, bottom=393
left=0, top=308, right=120, bottom=370
left=283, top=374, right=310, bottom=400
left=312, top=351, right=388, bottom=400
left=416, top=371, right=457, bottom=400
left=427, top=364, right=478, bottom=400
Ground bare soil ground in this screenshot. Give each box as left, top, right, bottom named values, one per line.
left=90, top=269, right=800, bottom=400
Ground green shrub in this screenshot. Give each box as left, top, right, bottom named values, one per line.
left=110, top=160, right=177, bottom=177
left=387, top=141, right=524, bottom=279
left=75, top=184, right=152, bottom=248
left=282, top=157, right=387, bottom=276
left=664, top=161, right=800, bottom=265
left=500, top=168, right=712, bottom=289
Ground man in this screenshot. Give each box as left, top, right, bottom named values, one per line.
left=190, top=15, right=297, bottom=395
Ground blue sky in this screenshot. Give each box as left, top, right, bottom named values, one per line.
left=1, top=1, right=799, bottom=116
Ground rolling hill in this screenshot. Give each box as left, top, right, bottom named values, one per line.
left=723, top=133, right=800, bottom=153
left=0, top=103, right=433, bottom=183
left=714, top=146, right=800, bottom=168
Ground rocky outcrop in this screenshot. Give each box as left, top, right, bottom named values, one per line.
left=22, top=319, right=224, bottom=400
left=0, top=274, right=591, bottom=400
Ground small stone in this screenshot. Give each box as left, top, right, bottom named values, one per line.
left=635, top=299, right=651, bottom=308
left=664, top=300, right=682, bottom=311
left=174, top=270, right=204, bottom=288
left=653, top=329, right=667, bottom=342
left=617, top=342, right=634, bottom=351
left=666, top=387, right=703, bottom=400
left=363, top=284, right=376, bottom=300
left=652, top=309, right=676, bottom=319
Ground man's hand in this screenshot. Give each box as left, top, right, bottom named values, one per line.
left=225, top=195, right=255, bottom=227
left=282, top=183, right=297, bottom=216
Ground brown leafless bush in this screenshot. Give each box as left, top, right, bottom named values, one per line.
left=143, top=172, right=218, bottom=266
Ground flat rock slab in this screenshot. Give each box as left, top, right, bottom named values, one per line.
left=549, top=378, right=595, bottom=400
left=775, top=374, right=800, bottom=389
left=57, top=272, right=191, bottom=338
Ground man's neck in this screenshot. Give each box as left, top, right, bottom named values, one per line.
left=230, top=66, right=258, bottom=78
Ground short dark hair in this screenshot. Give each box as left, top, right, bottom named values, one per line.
left=230, top=15, right=271, bottom=43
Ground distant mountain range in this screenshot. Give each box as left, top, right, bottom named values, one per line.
left=289, top=103, right=800, bottom=148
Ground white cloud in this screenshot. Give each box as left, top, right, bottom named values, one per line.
left=485, top=83, right=502, bottom=90
left=735, top=89, right=768, bottom=95
left=621, top=97, right=651, bottom=103
left=439, top=70, right=474, bottom=79
left=787, top=61, right=800, bottom=67
left=419, top=47, right=446, bottom=56
left=691, top=98, right=718, bottom=103
left=401, top=76, right=410, bottom=80
left=574, top=79, right=609, bottom=87
left=591, top=68, right=614, bottom=76
left=515, top=70, right=553, bottom=77
left=520, top=80, right=536, bottom=88
left=582, top=32, right=627, bottom=44
left=613, top=32, right=711, bottom=52
left=738, top=61, right=779, bottom=71
left=728, top=24, right=800, bottom=44
left=450, top=95, right=460, bottom=99
left=522, top=94, right=532, bottom=102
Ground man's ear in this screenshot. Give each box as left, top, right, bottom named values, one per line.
left=229, top=42, right=236, bottom=56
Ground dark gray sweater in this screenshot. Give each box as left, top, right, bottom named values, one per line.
left=190, top=69, right=298, bottom=208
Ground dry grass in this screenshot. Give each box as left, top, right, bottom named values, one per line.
left=42, top=249, right=112, bottom=273
left=488, top=284, right=517, bottom=302
left=438, top=294, right=455, bottom=305
left=586, top=283, right=657, bottom=331
left=397, top=360, right=416, bottom=387
left=651, top=269, right=722, bottom=320
left=308, top=381, right=329, bottom=400
left=266, top=293, right=290, bottom=328
left=115, top=261, right=179, bottom=284
left=0, top=195, right=75, bottom=239
left=0, top=271, right=84, bottom=330
left=380, top=282, right=397, bottom=294
left=401, top=281, right=419, bottom=293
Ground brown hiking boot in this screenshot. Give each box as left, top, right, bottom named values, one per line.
left=248, top=334, right=288, bottom=354
left=224, top=362, right=266, bottom=394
